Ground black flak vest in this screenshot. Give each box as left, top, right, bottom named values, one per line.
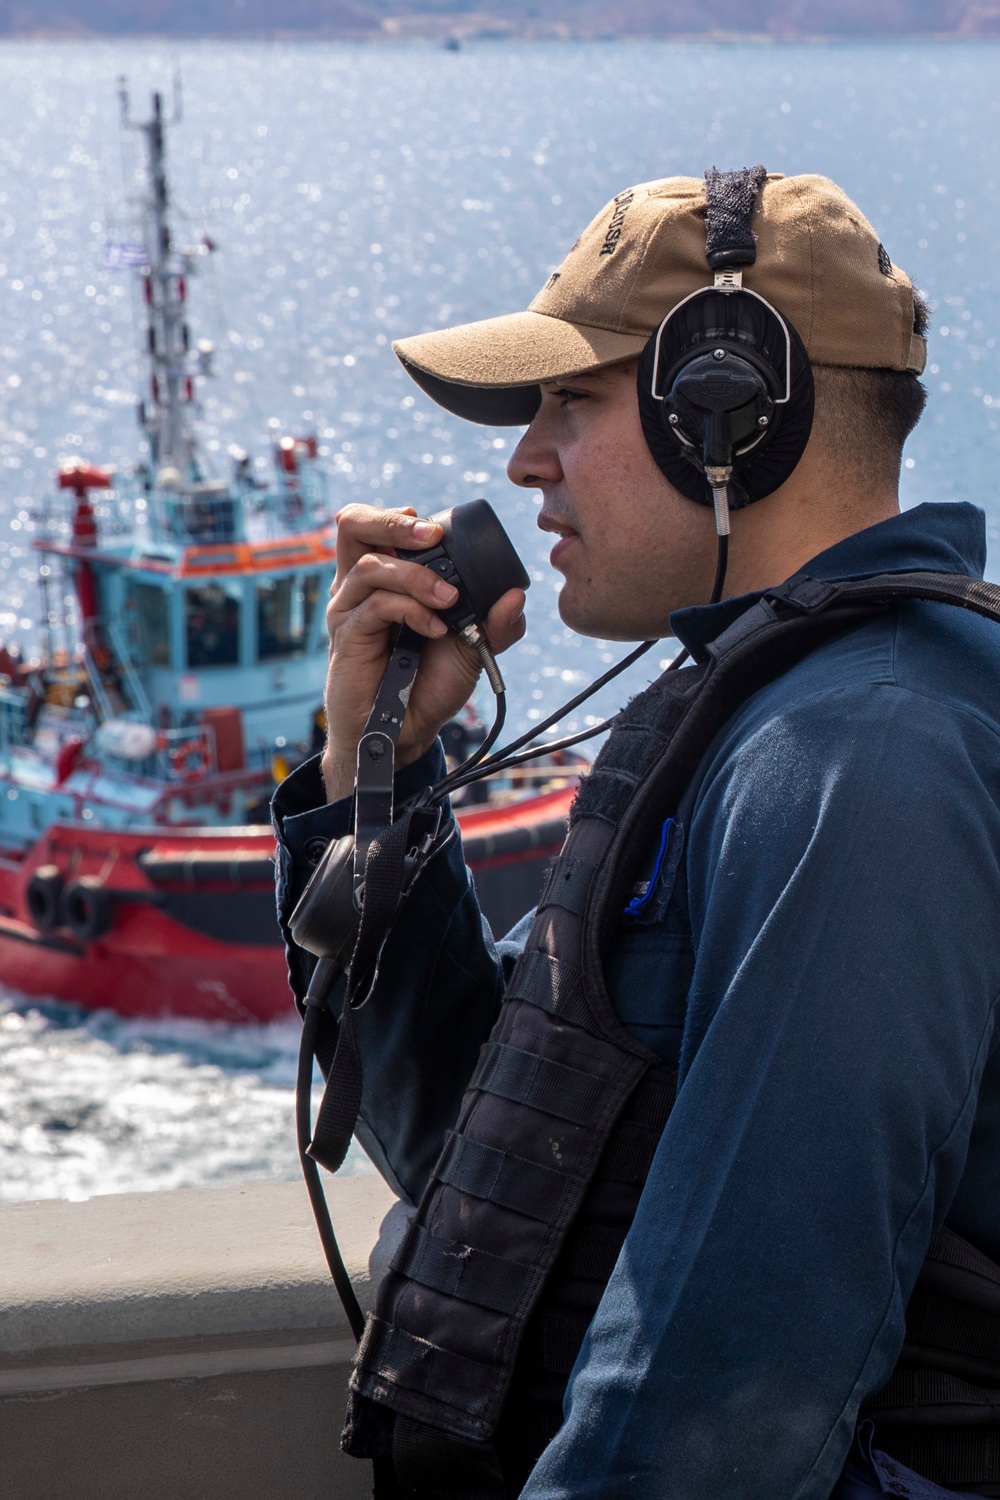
left=343, top=571, right=1000, bottom=1500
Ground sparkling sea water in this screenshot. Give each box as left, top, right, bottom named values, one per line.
left=0, top=36, right=997, bottom=1200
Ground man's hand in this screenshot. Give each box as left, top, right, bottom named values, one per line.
left=321, top=504, right=527, bottom=803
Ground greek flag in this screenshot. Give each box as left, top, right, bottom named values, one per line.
left=102, top=241, right=149, bottom=270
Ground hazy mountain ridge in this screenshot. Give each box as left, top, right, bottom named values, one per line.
left=3, top=0, right=1000, bottom=37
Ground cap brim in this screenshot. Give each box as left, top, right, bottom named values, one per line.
left=393, top=310, right=647, bottom=425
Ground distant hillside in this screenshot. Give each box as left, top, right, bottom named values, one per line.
left=4, top=0, right=1000, bottom=37
left=0, top=0, right=378, bottom=36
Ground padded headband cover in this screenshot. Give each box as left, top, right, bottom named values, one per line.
left=704, top=163, right=768, bottom=269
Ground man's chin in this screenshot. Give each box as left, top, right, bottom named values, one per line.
left=557, top=589, right=654, bottom=643
left=555, top=587, right=592, bottom=637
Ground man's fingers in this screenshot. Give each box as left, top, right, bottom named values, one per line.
left=332, top=588, right=449, bottom=653
left=482, top=588, right=528, bottom=653
left=332, top=505, right=442, bottom=582
left=331, top=550, right=459, bottom=619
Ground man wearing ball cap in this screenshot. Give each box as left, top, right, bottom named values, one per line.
left=394, top=172, right=926, bottom=422
left=275, top=171, right=1000, bottom=1500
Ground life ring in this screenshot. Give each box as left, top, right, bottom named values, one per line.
left=26, top=864, right=64, bottom=932
left=60, top=877, right=114, bottom=942
left=183, top=736, right=210, bottom=779
left=169, top=736, right=210, bottom=779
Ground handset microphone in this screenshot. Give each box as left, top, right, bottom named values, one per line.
left=405, top=497, right=530, bottom=693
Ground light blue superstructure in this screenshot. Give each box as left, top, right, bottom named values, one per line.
left=0, top=83, right=336, bottom=852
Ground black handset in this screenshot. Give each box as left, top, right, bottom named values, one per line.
left=404, top=497, right=531, bottom=637
left=289, top=498, right=529, bottom=967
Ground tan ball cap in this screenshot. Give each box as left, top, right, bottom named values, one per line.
left=393, top=172, right=926, bottom=426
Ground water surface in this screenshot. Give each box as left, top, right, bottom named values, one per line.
left=0, top=37, right=995, bottom=1198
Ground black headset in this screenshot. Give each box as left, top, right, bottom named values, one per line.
left=637, top=165, right=815, bottom=540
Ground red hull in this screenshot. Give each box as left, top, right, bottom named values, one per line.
left=0, top=787, right=573, bottom=1022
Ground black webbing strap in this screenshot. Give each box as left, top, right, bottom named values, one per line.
left=537, top=856, right=595, bottom=917
left=540, top=1312, right=592, bottom=1377
left=517, top=1308, right=592, bottom=1379
left=391, top=1222, right=535, bottom=1316
left=920, top=1224, right=1000, bottom=1315
left=301, top=624, right=427, bottom=1177
left=434, top=1132, right=576, bottom=1221
left=560, top=1221, right=628, bottom=1284
left=627, top=1074, right=678, bottom=1128
left=359, top=1316, right=497, bottom=1414
left=354, top=625, right=425, bottom=897
left=704, top=164, right=767, bottom=270
left=865, top=1366, right=1000, bottom=1420
left=470, top=1041, right=607, bottom=1126
left=366, top=1321, right=511, bottom=1498
left=692, top=573, right=1000, bottom=681
left=905, top=1288, right=1000, bottom=1383
left=771, top=571, right=1000, bottom=629
left=509, top=949, right=595, bottom=1031
left=308, top=803, right=429, bottom=1174
left=372, top=1455, right=406, bottom=1500
left=599, top=1118, right=661, bottom=1185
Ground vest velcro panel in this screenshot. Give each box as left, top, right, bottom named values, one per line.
left=504, top=949, right=596, bottom=1032
left=434, top=1132, right=580, bottom=1220
left=469, top=1042, right=609, bottom=1126
left=392, top=1223, right=535, bottom=1317
left=351, top=805, right=663, bottom=1443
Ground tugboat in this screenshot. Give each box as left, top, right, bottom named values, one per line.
left=0, top=84, right=575, bottom=1022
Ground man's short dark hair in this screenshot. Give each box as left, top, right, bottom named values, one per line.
left=812, top=290, right=930, bottom=484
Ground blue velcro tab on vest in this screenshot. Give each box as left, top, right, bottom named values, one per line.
left=623, top=818, right=675, bottom=918
left=844, top=1423, right=991, bottom=1500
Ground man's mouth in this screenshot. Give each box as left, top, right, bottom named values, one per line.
left=538, top=513, right=580, bottom=568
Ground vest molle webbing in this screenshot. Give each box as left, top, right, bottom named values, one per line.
left=343, top=571, right=1000, bottom=1499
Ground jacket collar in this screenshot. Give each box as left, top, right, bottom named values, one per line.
left=669, top=502, right=988, bottom=659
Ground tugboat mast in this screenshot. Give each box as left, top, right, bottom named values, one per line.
left=118, top=76, right=201, bottom=483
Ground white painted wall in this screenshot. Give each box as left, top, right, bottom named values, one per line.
left=0, top=1175, right=398, bottom=1499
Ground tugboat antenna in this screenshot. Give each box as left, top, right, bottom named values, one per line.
left=117, top=75, right=199, bottom=484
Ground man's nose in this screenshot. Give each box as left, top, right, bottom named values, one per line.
left=507, top=414, right=563, bottom=490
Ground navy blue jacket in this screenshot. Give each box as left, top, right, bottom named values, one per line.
left=273, top=502, right=1000, bottom=1500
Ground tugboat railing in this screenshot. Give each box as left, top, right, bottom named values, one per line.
left=31, top=468, right=330, bottom=553
left=106, top=619, right=153, bottom=723
left=80, top=646, right=114, bottom=723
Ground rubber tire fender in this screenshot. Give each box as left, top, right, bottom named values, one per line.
left=60, top=876, right=114, bottom=942
left=26, top=864, right=64, bottom=932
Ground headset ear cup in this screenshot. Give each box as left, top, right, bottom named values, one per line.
left=637, top=292, right=815, bottom=509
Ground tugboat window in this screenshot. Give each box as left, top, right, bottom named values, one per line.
left=129, top=582, right=171, bottom=668
left=185, top=583, right=242, bottom=667
left=256, top=573, right=320, bottom=660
